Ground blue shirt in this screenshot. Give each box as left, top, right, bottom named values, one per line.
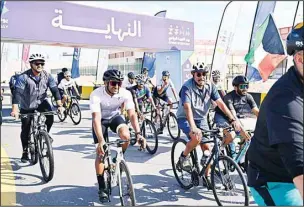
left=13, top=69, right=59, bottom=110
left=176, top=78, right=220, bottom=120
left=129, top=85, right=151, bottom=104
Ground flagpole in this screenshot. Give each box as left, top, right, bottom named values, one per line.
left=284, top=1, right=300, bottom=74
left=210, top=0, right=232, bottom=78
left=245, top=1, right=260, bottom=76
left=20, top=44, right=24, bottom=72
left=292, top=1, right=300, bottom=27
left=95, top=49, right=100, bottom=82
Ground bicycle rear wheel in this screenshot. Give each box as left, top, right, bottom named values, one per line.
left=211, top=155, right=249, bottom=206
left=167, top=112, right=180, bottom=140
left=69, top=103, right=82, bottom=125
left=118, top=159, right=136, bottom=206
left=38, top=131, right=55, bottom=182
left=141, top=119, right=158, bottom=154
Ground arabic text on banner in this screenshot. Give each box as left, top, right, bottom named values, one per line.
left=212, top=2, right=242, bottom=83
left=141, top=10, right=167, bottom=78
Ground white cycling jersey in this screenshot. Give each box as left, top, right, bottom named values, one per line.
left=58, top=79, right=76, bottom=90
left=90, top=86, right=134, bottom=120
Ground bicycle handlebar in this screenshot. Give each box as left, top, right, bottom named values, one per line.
left=19, top=111, right=58, bottom=118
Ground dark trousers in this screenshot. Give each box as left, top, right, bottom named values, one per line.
left=20, top=100, right=53, bottom=150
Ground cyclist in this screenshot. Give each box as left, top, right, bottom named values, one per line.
left=89, top=69, right=146, bottom=202
left=10, top=53, right=64, bottom=163
left=122, top=72, right=136, bottom=89
left=57, top=67, right=68, bottom=85
left=214, top=75, right=259, bottom=159
left=211, top=70, right=226, bottom=99
left=142, top=67, right=155, bottom=89
left=247, top=22, right=303, bottom=205
left=58, top=71, right=81, bottom=107
left=128, top=74, right=157, bottom=119
left=176, top=62, right=241, bottom=186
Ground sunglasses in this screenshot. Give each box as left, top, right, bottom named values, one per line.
left=239, top=84, right=249, bottom=90
left=109, top=81, right=122, bottom=87
left=195, top=72, right=208, bottom=77
left=33, top=62, right=45, bottom=66
left=66, top=76, right=71, bottom=78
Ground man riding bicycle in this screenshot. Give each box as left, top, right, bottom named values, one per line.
left=214, top=75, right=259, bottom=159
left=176, top=62, right=241, bottom=186
left=142, top=67, right=155, bottom=89
left=122, top=72, right=136, bottom=89
left=153, top=70, right=178, bottom=108
left=127, top=74, right=157, bottom=120
left=58, top=70, right=81, bottom=107
left=11, top=53, right=64, bottom=163
left=247, top=22, right=303, bottom=206
left=89, top=69, right=146, bottom=202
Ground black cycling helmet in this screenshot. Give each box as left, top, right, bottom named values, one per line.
left=127, top=72, right=135, bottom=79
left=62, top=68, right=68, bottom=72
left=191, top=62, right=209, bottom=73
left=103, top=69, right=124, bottom=82
left=232, top=75, right=249, bottom=86
left=142, top=67, right=148, bottom=73
left=162, top=70, right=170, bottom=76
left=286, top=22, right=304, bottom=56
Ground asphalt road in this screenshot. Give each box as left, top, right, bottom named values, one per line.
left=1, top=96, right=256, bottom=206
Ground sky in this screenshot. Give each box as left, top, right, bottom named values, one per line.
left=2, top=1, right=303, bottom=64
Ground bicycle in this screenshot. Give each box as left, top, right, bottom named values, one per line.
left=171, top=127, right=249, bottom=206
left=19, top=111, right=57, bottom=182
left=127, top=110, right=158, bottom=155
left=57, top=95, right=81, bottom=125
left=221, top=126, right=254, bottom=173
left=151, top=100, right=180, bottom=140
left=100, top=131, right=136, bottom=206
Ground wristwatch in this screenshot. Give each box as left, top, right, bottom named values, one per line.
left=135, top=132, right=141, bottom=137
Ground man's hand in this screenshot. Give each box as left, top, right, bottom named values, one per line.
left=76, top=95, right=81, bottom=100
left=136, top=134, right=146, bottom=150
left=190, top=126, right=202, bottom=136
left=96, top=142, right=105, bottom=157
left=11, top=104, right=19, bottom=119
left=240, top=129, right=251, bottom=141
left=232, top=120, right=242, bottom=133
left=57, top=106, right=65, bottom=115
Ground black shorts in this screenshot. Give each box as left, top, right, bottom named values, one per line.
left=92, top=115, right=127, bottom=144
left=59, top=89, right=65, bottom=98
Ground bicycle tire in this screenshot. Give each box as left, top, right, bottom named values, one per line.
left=69, top=103, right=82, bottom=125
left=118, top=159, right=136, bottom=206
left=57, top=109, right=67, bottom=122
left=141, top=119, right=158, bottom=154
left=29, top=129, right=38, bottom=165
left=211, top=155, right=249, bottom=206
left=167, top=112, right=180, bottom=140
left=38, top=131, right=55, bottom=182
left=171, top=138, right=194, bottom=190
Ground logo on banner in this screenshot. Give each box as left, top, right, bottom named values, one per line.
left=168, top=24, right=191, bottom=46
left=1, top=1, right=9, bottom=29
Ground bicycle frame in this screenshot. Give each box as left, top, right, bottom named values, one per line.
left=156, top=100, right=178, bottom=129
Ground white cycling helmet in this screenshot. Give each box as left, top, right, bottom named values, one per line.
left=28, top=53, right=45, bottom=63
left=64, top=71, right=71, bottom=77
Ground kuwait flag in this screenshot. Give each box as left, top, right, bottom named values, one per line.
left=245, top=14, right=287, bottom=82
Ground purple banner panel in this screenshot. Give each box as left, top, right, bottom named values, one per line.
left=1, top=1, right=194, bottom=51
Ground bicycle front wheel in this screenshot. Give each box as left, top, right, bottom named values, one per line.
left=141, top=119, right=158, bottom=154
left=38, top=131, right=55, bottom=182
left=69, top=103, right=82, bottom=125
left=211, top=155, right=249, bottom=206
left=118, top=159, right=136, bottom=206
